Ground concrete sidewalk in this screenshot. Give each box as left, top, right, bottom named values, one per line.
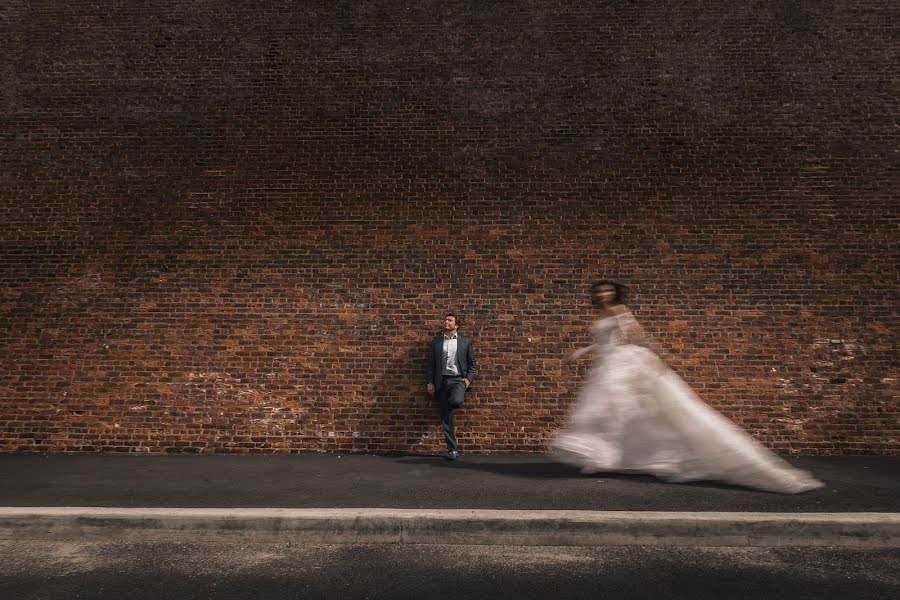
left=1, top=453, right=898, bottom=547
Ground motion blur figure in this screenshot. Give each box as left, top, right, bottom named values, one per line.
left=554, top=280, right=824, bottom=494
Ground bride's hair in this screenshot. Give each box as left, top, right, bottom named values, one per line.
left=590, top=280, right=629, bottom=305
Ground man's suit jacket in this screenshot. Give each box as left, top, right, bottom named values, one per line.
left=427, top=334, right=477, bottom=392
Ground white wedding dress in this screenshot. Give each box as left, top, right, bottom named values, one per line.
left=553, top=310, right=824, bottom=494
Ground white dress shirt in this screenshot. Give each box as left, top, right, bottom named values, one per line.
left=443, top=334, right=460, bottom=376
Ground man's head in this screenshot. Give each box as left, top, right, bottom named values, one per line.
left=443, top=313, right=459, bottom=334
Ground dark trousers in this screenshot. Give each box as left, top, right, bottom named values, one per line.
left=438, top=376, right=466, bottom=453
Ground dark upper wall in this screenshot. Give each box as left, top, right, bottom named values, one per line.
left=1, top=1, right=896, bottom=454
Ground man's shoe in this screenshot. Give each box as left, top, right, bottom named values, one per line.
left=446, top=451, right=460, bottom=460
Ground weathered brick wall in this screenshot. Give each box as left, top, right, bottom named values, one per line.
left=1, top=2, right=896, bottom=454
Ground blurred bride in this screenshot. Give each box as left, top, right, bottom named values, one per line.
left=554, top=280, right=824, bottom=494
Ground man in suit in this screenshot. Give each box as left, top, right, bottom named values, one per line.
left=427, top=313, right=477, bottom=460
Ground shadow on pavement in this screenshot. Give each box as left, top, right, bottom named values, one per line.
left=391, top=454, right=770, bottom=493
left=393, top=455, right=580, bottom=479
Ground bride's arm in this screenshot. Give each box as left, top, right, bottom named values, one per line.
left=618, top=311, right=672, bottom=361
left=563, top=344, right=599, bottom=364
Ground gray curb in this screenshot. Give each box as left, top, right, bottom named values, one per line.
left=2, top=508, right=898, bottom=548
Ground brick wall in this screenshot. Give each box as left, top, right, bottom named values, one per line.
left=1, top=1, right=896, bottom=454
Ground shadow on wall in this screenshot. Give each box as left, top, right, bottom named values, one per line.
left=354, top=342, right=446, bottom=453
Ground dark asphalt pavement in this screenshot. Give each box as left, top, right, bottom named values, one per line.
left=1, top=540, right=898, bottom=600
left=1, top=453, right=897, bottom=512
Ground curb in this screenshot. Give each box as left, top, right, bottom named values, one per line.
left=2, top=507, right=898, bottom=548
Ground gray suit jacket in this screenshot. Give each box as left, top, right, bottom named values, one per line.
left=427, top=334, right=477, bottom=392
